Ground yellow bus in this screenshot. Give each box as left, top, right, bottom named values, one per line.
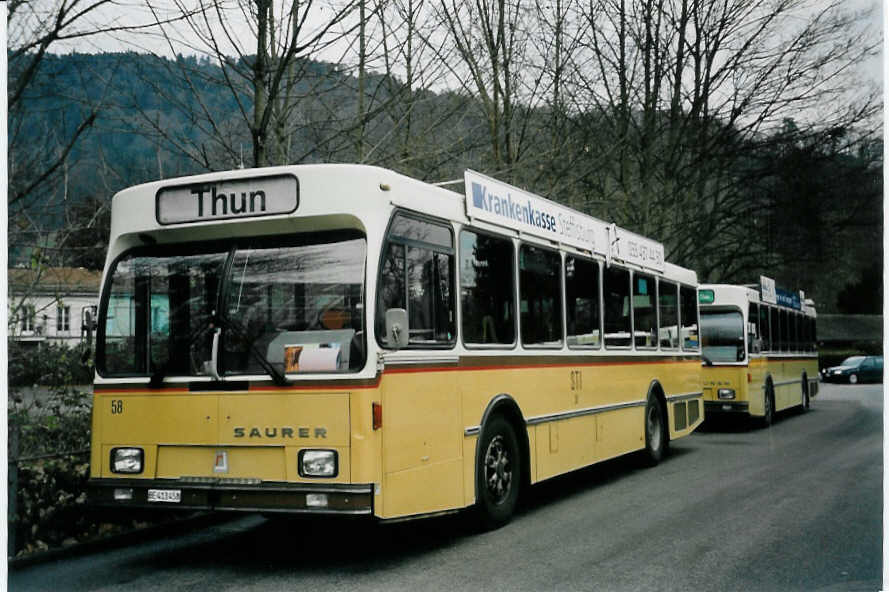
left=699, top=279, right=818, bottom=425
left=87, top=165, right=703, bottom=528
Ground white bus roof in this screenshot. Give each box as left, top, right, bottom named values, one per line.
left=700, top=283, right=816, bottom=317
left=107, top=164, right=697, bottom=284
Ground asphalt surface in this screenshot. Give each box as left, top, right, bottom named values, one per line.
left=9, top=382, right=882, bottom=592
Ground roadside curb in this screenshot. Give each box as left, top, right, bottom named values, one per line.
left=7, top=512, right=236, bottom=570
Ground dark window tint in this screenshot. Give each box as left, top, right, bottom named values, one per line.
left=779, top=309, right=789, bottom=352
left=604, top=266, right=631, bottom=348
left=101, top=250, right=227, bottom=375
left=224, top=238, right=367, bottom=374
left=519, top=245, right=562, bottom=347
left=701, top=310, right=745, bottom=363
left=748, top=302, right=758, bottom=353
left=759, top=305, right=771, bottom=352
left=680, top=285, right=699, bottom=351
left=460, top=231, right=515, bottom=345
left=377, top=214, right=455, bottom=347
left=633, top=274, right=657, bottom=348
left=566, top=257, right=600, bottom=348
left=773, top=307, right=782, bottom=351
left=658, top=281, right=679, bottom=349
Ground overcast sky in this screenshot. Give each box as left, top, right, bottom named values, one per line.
left=21, top=0, right=879, bottom=86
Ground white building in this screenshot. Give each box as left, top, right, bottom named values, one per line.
left=8, top=267, right=101, bottom=348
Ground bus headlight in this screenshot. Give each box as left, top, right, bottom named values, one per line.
left=299, top=450, right=338, bottom=478
left=110, top=447, right=144, bottom=474
left=717, top=388, right=736, bottom=400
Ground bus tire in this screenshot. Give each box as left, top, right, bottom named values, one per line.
left=475, top=415, right=521, bottom=530
left=643, top=394, right=667, bottom=466
left=760, top=383, right=775, bottom=428
left=801, top=376, right=810, bottom=411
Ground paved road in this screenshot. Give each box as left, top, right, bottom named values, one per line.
left=10, top=383, right=882, bottom=592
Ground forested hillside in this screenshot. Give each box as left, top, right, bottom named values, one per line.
left=9, top=48, right=881, bottom=313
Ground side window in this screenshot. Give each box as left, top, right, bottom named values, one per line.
left=779, top=309, right=789, bottom=352
left=566, top=257, right=601, bottom=348
left=633, top=273, right=657, bottom=349
left=759, top=305, right=771, bottom=352
left=519, top=244, right=562, bottom=347
left=460, top=230, right=516, bottom=345
left=680, top=285, right=699, bottom=351
left=748, top=302, right=758, bottom=353
left=604, top=266, right=631, bottom=348
left=377, top=213, right=455, bottom=347
left=658, top=280, right=679, bottom=349
left=773, top=307, right=782, bottom=351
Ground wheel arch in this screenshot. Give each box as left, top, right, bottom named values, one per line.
left=473, top=394, right=531, bottom=500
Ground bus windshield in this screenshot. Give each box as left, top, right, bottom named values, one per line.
left=99, top=233, right=366, bottom=378
left=700, top=310, right=745, bottom=363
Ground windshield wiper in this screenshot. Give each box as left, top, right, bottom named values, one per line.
left=148, top=321, right=216, bottom=388
left=215, top=313, right=288, bottom=387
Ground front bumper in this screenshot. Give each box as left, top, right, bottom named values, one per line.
left=704, top=400, right=750, bottom=414
left=89, top=478, right=374, bottom=515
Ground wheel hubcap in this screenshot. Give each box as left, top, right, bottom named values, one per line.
left=484, top=435, right=512, bottom=504
left=648, top=405, right=661, bottom=449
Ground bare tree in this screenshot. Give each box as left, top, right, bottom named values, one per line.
left=434, top=0, right=547, bottom=181
left=569, top=0, right=879, bottom=278
left=140, top=0, right=359, bottom=169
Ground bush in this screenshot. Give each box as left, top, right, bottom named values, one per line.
left=8, top=384, right=94, bottom=555
left=8, top=341, right=93, bottom=387
left=6, top=344, right=175, bottom=556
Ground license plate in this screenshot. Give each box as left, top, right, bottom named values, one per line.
left=147, top=489, right=182, bottom=503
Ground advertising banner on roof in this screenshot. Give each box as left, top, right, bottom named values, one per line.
left=760, top=276, right=777, bottom=304
left=464, top=170, right=666, bottom=273
left=464, top=170, right=607, bottom=255
left=776, top=288, right=801, bottom=310
left=611, top=226, right=665, bottom=273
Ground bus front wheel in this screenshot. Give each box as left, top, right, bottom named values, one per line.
left=475, top=415, right=521, bottom=530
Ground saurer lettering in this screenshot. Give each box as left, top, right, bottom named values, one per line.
left=233, top=426, right=327, bottom=439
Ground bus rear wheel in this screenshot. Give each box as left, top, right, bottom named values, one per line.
left=801, top=377, right=810, bottom=411
left=475, top=415, right=521, bottom=530
left=643, top=394, right=667, bottom=465
left=760, top=384, right=775, bottom=428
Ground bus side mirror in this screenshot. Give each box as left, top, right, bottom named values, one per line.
left=81, top=309, right=95, bottom=365
left=385, top=308, right=409, bottom=349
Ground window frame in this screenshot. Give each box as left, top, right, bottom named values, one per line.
left=518, top=242, right=564, bottom=350
left=458, top=227, right=518, bottom=350
left=376, top=209, right=457, bottom=350
left=57, top=304, right=71, bottom=332
left=565, top=254, right=603, bottom=351
left=632, top=271, right=658, bottom=350
left=603, top=264, right=633, bottom=350
left=657, top=279, right=680, bottom=351
left=680, top=284, right=700, bottom=352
